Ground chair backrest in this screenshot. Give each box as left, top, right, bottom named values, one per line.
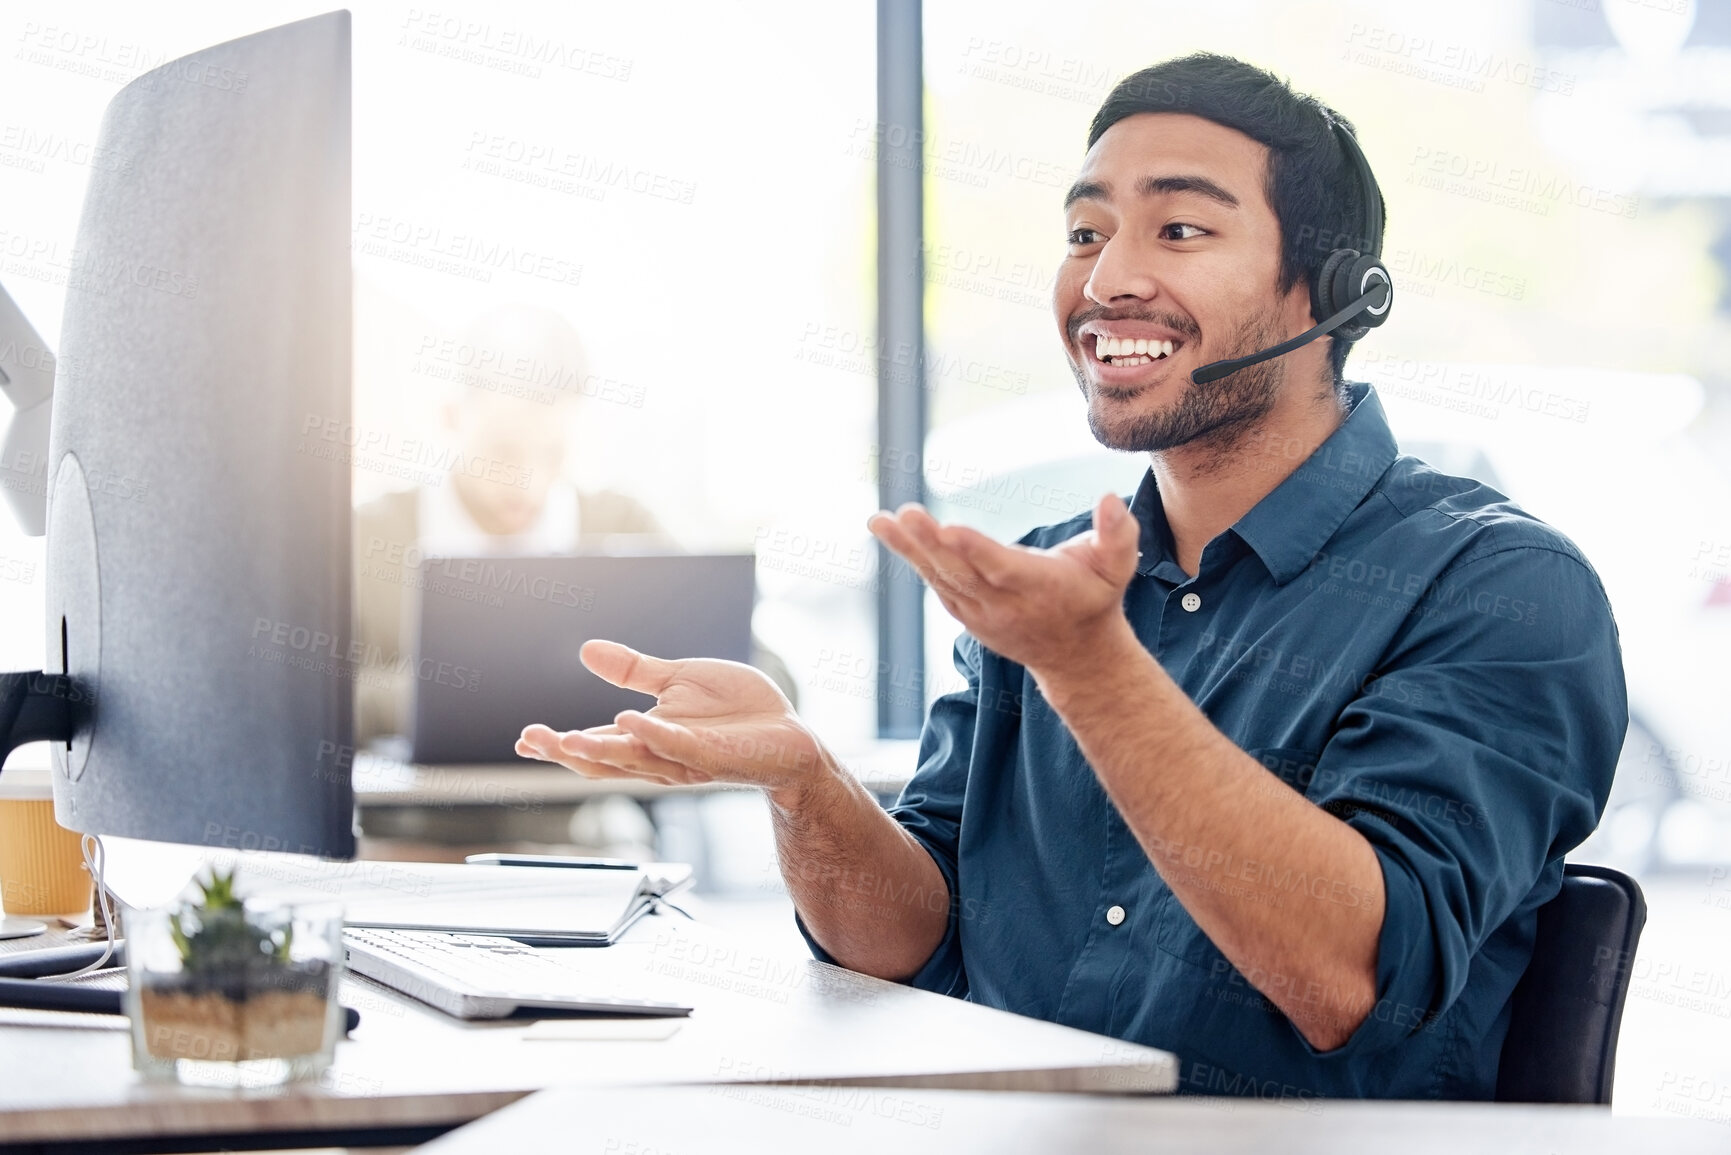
left=1495, top=863, right=1647, bottom=1104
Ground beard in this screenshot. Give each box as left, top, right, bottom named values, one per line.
left=1072, top=306, right=1286, bottom=456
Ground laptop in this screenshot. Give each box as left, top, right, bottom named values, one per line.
left=406, top=554, right=754, bottom=764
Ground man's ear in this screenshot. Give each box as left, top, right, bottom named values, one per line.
left=1287, top=268, right=1322, bottom=328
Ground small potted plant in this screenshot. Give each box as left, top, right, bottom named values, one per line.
left=127, top=866, right=344, bottom=1086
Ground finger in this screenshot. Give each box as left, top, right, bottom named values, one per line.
left=518, top=722, right=621, bottom=762
left=519, top=723, right=661, bottom=779
left=929, top=586, right=972, bottom=628
left=538, top=740, right=683, bottom=784
left=1088, top=494, right=1142, bottom=585
left=557, top=728, right=693, bottom=782
left=519, top=723, right=561, bottom=753
left=517, top=724, right=567, bottom=763
left=614, top=710, right=715, bottom=772
left=867, top=510, right=932, bottom=570
left=580, top=639, right=680, bottom=697
left=869, top=515, right=956, bottom=595
left=515, top=736, right=644, bottom=780
left=872, top=508, right=985, bottom=601
left=944, top=525, right=1027, bottom=588
left=522, top=722, right=622, bottom=743
left=896, top=506, right=991, bottom=600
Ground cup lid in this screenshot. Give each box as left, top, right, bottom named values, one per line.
left=0, top=766, right=56, bottom=800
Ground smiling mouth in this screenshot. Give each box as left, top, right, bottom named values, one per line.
left=1090, top=335, right=1179, bottom=367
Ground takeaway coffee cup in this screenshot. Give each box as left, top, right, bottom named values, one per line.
left=0, top=767, right=88, bottom=917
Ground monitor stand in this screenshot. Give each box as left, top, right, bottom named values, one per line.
left=0, top=670, right=91, bottom=975
left=0, top=671, right=80, bottom=766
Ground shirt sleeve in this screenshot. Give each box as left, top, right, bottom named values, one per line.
left=1297, top=541, right=1626, bottom=1057
left=794, top=631, right=983, bottom=998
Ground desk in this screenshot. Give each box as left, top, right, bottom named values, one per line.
left=352, top=741, right=921, bottom=863
left=352, top=740, right=921, bottom=806
left=0, top=913, right=1175, bottom=1150
left=416, top=1087, right=1731, bottom=1154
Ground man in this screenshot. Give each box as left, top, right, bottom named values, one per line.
left=353, top=306, right=793, bottom=745
left=516, top=54, right=1625, bottom=1099
left=351, top=306, right=668, bottom=745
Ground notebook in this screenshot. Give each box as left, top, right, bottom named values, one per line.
left=236, top=859, right=694, bottom=946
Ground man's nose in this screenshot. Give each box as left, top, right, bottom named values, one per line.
left=1084, top=234, right=1163, bottom=306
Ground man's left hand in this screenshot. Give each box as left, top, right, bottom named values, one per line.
left=866, top=494, right=1142, bottom=680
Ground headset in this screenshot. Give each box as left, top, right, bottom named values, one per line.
left=1190, top=117, right=1393, bottom=386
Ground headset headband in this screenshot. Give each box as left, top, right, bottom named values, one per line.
left=1328, top=118, right=1382, bottom=258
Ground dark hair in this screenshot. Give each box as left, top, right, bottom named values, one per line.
left=1086, top=53, right=1385, bottom=383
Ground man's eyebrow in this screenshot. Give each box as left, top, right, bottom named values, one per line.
left=1063, top=174, right=1241, bottom=211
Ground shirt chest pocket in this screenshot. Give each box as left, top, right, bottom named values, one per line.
left=1150, top=747, right=1323, bottom=972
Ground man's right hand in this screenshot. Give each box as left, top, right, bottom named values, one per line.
left=522, top=640, right=950, bottom=981
left=516, top=639, right=831, bottom=809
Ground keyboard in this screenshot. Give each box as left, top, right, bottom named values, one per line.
left=343, top=927, right=692, bottom=1020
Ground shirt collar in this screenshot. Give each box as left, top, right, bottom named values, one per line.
left=1232, top=381, right=1399, bottom=584
left=1128, top=382, right=1399, bottom=586
left=1129, top=468, right=1182, bottom=582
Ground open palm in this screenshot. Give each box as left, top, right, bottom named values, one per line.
left=867, top=495, right=1141, bottom=675
left=516, top=639, right=820, bottom=792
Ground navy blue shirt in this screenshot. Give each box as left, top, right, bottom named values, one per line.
left=800, top=382, right=1626, bottom=1100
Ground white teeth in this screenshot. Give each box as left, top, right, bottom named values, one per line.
left=1092, top=335, right=1176, bottom=363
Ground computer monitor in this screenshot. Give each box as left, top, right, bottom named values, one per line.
left=4, top=12, right=357, bottom=859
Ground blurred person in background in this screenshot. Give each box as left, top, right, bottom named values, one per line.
left=353, top=305, right=793, bottom=749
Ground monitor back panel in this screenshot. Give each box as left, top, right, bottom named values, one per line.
left=45, top=14, right=354, bottom=856
left=408, top=555, right=754, bottom=764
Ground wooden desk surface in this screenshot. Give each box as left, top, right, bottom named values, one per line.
left=0, top=913, right=1174, bottom=1148
left=417, top=1086, right=1731, bottom=1154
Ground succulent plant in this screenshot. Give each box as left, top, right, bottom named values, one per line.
left=167, top=868, right=294, bottom=994
left=137, top=868, right=337, bottom=1071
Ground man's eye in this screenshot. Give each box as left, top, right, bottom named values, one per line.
left=1162, top=223, right=1206, bottom=241
left=1067, top=227, right=1104, bottom=246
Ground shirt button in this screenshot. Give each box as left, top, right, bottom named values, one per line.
left=1180, top=592, right=1202, bottom=612
left=1106, top=905, right=1126, bottom=926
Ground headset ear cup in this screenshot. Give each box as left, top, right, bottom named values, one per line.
left=1347, top=254, right=1392, bottom=332
left=1322, top=249, right=1393, bottom=343
left=1331, top=250, right=1370, bottom=342
left=1314, top=248, right=1356, bottom=320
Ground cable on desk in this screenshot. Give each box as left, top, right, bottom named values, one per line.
left=650, top=895, right=695, bottom=921
left=38, top=835, right=116, bottom=983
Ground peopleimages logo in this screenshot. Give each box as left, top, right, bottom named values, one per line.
left=397, top=10, right=633, bottom=82
left=462, top=131, right=696, bottom=205
left=351, top=213, right=584, bottom=287
left=1408, top=146, right=1639, bottom=219
left=1342, top=23, right=1576, bottom=95
left=297, top=415, right=535, bottom=489
left=248, top=618, right=482, bottom=692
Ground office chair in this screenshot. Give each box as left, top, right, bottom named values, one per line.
left=1495, top=863, right=1647, bottom=1105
